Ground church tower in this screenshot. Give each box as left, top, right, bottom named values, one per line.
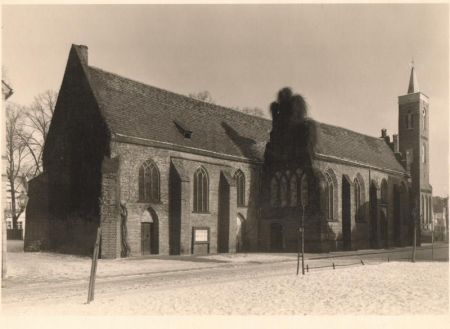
left=398, top=62, right=433, bottom=242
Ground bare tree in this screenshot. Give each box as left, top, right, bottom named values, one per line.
left=6, top=104, right=29, bottom=230
left=188, top=90, right=215, bottom=104
left=21, top=90, right=57, bottom=177
left=240, top=107, right=267, bottom=118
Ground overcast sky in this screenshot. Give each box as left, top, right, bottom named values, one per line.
left=2, top=4, right=448, bottom=196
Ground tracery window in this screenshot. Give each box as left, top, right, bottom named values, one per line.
left=325, top=173, right=334, bottom=220
left=193, top=167, right=209, bottom=213
left=138, top=160, right=160, bottom=202
left=406, top=111, right=413, bottom=129
left=354, top=178, right=361, bottom=221
left=235, top=170, right=245, bottom=207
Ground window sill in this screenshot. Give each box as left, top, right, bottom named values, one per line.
left=192, top=212, right=211, bottom=214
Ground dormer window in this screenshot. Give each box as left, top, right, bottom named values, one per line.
left=174, top=120, right=192, bottom=138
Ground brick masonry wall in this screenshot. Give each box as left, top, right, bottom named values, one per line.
left=259, top=158, right=410, bottom=252
left=110, top=141, right=261, bottom=257
left=24, top=174, right=50, bottom=251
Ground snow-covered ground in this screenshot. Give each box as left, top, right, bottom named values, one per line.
left=2, top=242, right=448, bottom=315
left=3, top=261, right=448, bottom=315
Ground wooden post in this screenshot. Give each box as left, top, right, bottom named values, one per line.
left=301, top=205, right=305, bottom=275
left=87, top=227, right=101, bottom=304
left=296, top=210, right=301, bottom=276
left=412, top=223, right=416, bottom=263
left=431, top=219, right=434, bottom=260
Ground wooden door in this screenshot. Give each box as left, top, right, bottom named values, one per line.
left=141, top=223, right=151, bottom=255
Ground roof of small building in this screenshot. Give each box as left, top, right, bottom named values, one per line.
left=82, top=54, right=405, bottom=173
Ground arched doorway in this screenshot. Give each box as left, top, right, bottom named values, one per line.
left=270, top=223, right=283, bottom=251
left=236, top=214, right=245, bottom=252
left=342, top=176, right=352, bottom=250
left=141, top=208, right=159, bottom=255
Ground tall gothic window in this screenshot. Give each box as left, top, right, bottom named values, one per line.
left=406, top=111, right=413, bottom=129
left=325, top=173, right=334, bottom=220
left=193, top=167, right=209, bottom=213
left=270, top=176, right=279, bottom=207
left=235, top=170, right=245, bottom=207
left=422, top=108, right=426, bottom=131
left=299, top=173, right=308, bottom=208
left=290, top=174, right=298, bottom=207
left=422, top=143, right=426, bottom=163
left=280, top=175, right=288, bottom=207
left=354, top=178, right=361, bottom=221
left=139, top=160, right=160, bottom=202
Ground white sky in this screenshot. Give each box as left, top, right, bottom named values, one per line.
left=2, top=4, right=448, bottom=196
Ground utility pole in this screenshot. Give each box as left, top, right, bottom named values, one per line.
left=431, top=217, right=434, bottom=260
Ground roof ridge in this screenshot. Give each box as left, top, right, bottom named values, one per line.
left=88, top=65, right=272, bottom=123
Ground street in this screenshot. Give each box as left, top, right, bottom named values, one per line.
left=1, top=242, right=448, bottom=315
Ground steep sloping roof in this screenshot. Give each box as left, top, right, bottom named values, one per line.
left=84, top=63, right=405, bottom=173
left=87, top=66, right=271, bottom=161
left=316, top=123, right=406, bottom=173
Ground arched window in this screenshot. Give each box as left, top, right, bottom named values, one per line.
left=325, top=173, right=334, bottom=220
left=380, top=180, right=388, bottom=205
left=428, top=196, right=432, bottom=224
left=270, top=176, right=279, bottom=207
left=406, top=111, right=413, bottom=129
left=193, top=167, right=209, bottom=213
left=289, top=174, right=298, bottom=207
left=280, top=175, right=288, bottom=207
left=421, top=194, right=425, bottom=223
left=422, top=143, right=426, bottom=163
left=139, top=160, right=160, bottom=202
left=299, top=173, right=308, bottom=208
left=354, top=178, right=361, bottom=221
left=235, top=170, right=245, bottom=207
left=422, top=108, right=426, bottom=131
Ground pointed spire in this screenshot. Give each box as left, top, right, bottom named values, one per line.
left=408, top=59, right=419, bottom=94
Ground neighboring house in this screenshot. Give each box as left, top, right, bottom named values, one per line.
left=433, top=196, right=448, bottom=241
left=5, top=176, right=28, bottom=238
left=2, top=80, right=14, bottom=277
left=25, top=45, right=432, bottom=258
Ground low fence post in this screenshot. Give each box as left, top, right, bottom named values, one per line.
left=87, top=227, right=101, bottom=304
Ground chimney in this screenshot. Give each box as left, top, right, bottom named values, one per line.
left=381, top=129, right=387, bottom=138
left=77, top=44, right=88, bottom=65
left=393, top=134, right=399, bottom=153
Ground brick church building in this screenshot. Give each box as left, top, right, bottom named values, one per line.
left=24, top=45, right=432, bottom=258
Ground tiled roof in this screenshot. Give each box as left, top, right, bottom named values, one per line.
left=316, top=123, right=406, bottom=173
left=85, top=65, right=405, bottom=173
left=87, top=66, right=271, bottom=162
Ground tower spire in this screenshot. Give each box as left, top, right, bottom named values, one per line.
left=408, top=59, right=419, bottom=94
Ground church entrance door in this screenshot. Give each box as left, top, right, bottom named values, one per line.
left=141, top=222, right=152, bottom=255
